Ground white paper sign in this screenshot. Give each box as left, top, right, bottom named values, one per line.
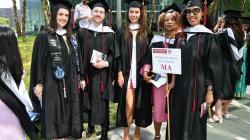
left=152, top=48, right=182, bottom=75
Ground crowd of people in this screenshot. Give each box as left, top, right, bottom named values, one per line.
left=0, top=0, right=249, bottom=140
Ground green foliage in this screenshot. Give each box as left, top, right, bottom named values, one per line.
left=18, top=35, right=36, bottom=88
left=223, top=0, right=250, bottom=16
left=0, top=17, right=9, bottom=26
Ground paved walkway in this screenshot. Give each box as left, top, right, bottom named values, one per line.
left=83, top=86, right=250, bottom=140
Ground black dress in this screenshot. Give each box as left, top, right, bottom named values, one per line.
left=170, top=27, right=222, bottom=140
left=29, top=31, right=83, bottom=139
left=114, top=26, right=152, bottom=128
left=77, top=26, right=119, bottom=127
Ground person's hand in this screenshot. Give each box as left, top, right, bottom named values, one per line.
left=80, top=80, right=86, bottom=90
left=92, top=60, right=108, bottom=69
left=143, top=71, right=153, bottom=83
left=34, top=84, right=43, bottom=97
left=206, top=90, right=214, bottom=106
left=117, top=71, right=124, bottom=87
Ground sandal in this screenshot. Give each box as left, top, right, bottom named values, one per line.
left=222, top=112, right=230, bottom=119
left=154, top=135, right=161, bottom=140
left=208, top=115, right=223, bottom=123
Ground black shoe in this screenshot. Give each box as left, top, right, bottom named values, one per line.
left=86, top=126, right=95, bottom=137
left=87, top=126, right=95, bottom=133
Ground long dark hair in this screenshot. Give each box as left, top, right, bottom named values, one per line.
left=0, top=26, right=23, bottom=85
left=224, top=19, right=244, bottom=48
left=49, top=4, right=72, bottom=38
left=124, top=7, right=147, bottom=41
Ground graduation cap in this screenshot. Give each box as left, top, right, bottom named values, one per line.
left=160, top=3, right=181, bottom=14
left=224, top=10, right=244, bottom=21
left=50, top=0, right=72, bottom=9
left=124, top=0, right=149, bottom=8
left=240, top=16, right=250, bottom=24
left=183, top=0, right=213, bottom=9
left=88, top=0, right=110, bottom=13
left=178, top=3, right=187, bottom=12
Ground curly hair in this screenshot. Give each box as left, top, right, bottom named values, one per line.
left=158, top=11, right=181, bottom=30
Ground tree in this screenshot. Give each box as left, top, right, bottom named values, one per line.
left=12, top=0, right=21, bottom=36
left=21, top=0, right=26, bottom=36
left=41, top=0, right=51, bottom=26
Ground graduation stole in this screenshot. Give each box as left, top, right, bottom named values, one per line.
left=48, top=33, right=69, bottom=98
left=47, top=33, right=65, bottom=80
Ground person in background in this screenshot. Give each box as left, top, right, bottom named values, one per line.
left=115, top=0, right=151, bottom=139
left=29, top=0, right=84, bottom=139
left=169, top=0, right=222, bottom=139
left=209, top=10, right=245, bottom=124
left=77, top=0, right=119, bottom=139
left=74, top=0, right=91, bottom=29
left=0, top=26, right=37, bottom=140
left=141, top=3, right=181, bottom=140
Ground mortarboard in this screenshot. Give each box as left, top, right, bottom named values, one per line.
left=124, top=0, right=149, bottom=8
left=160, top=3, right=181, bottom=14
left=88, top=0, right=110, bottom=13
left=50, top=0, right=72, bottom=9
left=183, top=0, right=213, bottom=9
left=240, top=16, right=250, bottom=24
left=224, top=10, right=244, bottom=21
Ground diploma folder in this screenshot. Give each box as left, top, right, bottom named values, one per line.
left=90, top=50, right=107, bottom=63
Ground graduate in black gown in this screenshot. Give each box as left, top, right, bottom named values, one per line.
left=169, top=0, right=222, bottom=140
left=114, top=0, right=151, bottom=139
left=208, top=10, right=244, bottom=123
left=77, top=0, right=119, bottom=139
left=29, top=1, right=84, bottom=139
left=0, top=26, right=37, bottom=140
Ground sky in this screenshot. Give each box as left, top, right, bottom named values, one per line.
left=0, top=0, right=20, bottom=9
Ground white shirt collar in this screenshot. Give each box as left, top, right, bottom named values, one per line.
left=184, top=25, right=213, bottom=34
left=56, top=29, right=67, bottom=36
left=129, top=23, right=140, bottom=30
left=81, top=21, right=114, bottom=33
left=150, top=35, right=175, bottom=46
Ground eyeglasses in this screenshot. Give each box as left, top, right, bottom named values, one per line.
left=186, top=8, right=201, bottom=16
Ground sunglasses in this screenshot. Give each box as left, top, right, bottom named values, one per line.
left=186, top=8, right=201, bottom=16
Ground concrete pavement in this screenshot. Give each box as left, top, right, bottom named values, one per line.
left=83, top=86, right=250, bottom=140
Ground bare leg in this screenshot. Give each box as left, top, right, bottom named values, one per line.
left=124, top=89, right=135, bottom=140
left=222, top=101, right=230, bottom=114
left=215, top=99, right=223, bottom=118
left=134, top=126, right=140, bottom=140
left=154, top=122, right=162, bottom=140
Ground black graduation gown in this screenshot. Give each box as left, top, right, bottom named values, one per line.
left=0, top=79, right=37, bottom=140
left=170, top=33, right=222, bottom=140
left=77, top=27, right=119, bottom=125
left=216, top=30, right=241, bottom=100
left=114, top=27, right=152, bottom=128
left=29, top=31, right=83, bottom=139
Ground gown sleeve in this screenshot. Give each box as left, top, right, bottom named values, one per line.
left=205, top=34, right=223, bottom=106
left=29, top=32, right=48, bottom=112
